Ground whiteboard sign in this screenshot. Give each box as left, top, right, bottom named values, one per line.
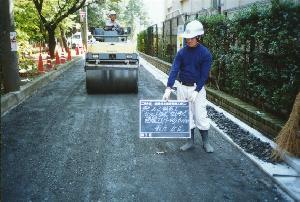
left=139, top=100, right=190, bottom=138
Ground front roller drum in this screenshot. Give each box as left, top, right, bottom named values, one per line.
left=86, top=68, right=138, bottom=93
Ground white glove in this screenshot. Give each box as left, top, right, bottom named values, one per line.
left=189, top=90, right=198, bottom=103
left=162, top=88, right=172, bottom=100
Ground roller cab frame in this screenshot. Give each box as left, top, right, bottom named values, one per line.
left=85, top=28, right=139, bottom=94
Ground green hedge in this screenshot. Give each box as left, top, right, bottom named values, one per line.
left=199, top=0, right=299, bottom=118
left=138, top=0, right=300, bottom=119
left=137, top=31, right=146, bottom=53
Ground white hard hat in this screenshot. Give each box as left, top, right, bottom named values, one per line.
left=181, top=20, right=204, bottom=38
left=109, top=10, right=116, bottom=16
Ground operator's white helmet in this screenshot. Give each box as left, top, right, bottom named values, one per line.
left=181, top=20, right=204, bottom=38
left=109, top=10, right=117, bottom=16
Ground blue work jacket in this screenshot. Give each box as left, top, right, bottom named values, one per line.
left=167, top=43, right=212, bottom=92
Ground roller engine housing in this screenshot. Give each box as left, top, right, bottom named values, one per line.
left=85, top=28, right=139, bottom=93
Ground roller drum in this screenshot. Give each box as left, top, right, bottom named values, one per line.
left=86, top=67, right=138, bottom=93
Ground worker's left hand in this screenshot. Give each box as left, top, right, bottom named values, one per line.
left=189, top=91, right=199, bottom=103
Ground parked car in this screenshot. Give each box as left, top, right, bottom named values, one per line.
left=70, top=32, right=83, bottom=49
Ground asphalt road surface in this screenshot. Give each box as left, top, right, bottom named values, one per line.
left=1, top=59, right=291, bottom=201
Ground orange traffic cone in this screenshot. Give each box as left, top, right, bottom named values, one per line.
left=75, top=45, right=79, bottom=55
left=55, top=51, right=60, bottom=65
left=67, top=48, right=72, bottom=61
left=38, top=53, right=44, bottom=72
left=46, top=52, right=52, bottom=70
left=60, top=48, right=66, bottom=64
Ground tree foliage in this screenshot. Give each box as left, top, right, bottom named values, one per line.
left=15, top=0, right=43, bottom=42
left=87, top=3, right=106, bottom=28
left=87, top=0, right=149, bottom=36
left=32, top=0, right=87, bottom=29
left=14, top=0, right=44, bottom=72
left=15, top=0, right=149, bottom=58
left=31, top=0, right=104, bottom=57
left=122, top=0, right=148, bottom=33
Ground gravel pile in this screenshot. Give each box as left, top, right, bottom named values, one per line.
left=207, top=106, right=277, bottom=164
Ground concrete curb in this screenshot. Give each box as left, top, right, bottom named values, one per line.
left=1, top=56, right=83, bottom=116
left=282, top=152, right=300, bottom=174
left=210, top=124, right=300, bottom=201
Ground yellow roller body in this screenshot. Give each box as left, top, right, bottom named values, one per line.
left=85, top=29, right=139, bottom=94
left=87, top=41, right=136, bottom=53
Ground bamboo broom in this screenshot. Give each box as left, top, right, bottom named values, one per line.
left=273, top=91, right=300, bottom=160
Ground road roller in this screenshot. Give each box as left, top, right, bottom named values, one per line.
left=85, top=27, right=139, bottom=93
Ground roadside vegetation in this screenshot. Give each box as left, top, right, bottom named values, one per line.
left=14, top=0, right=148, bottom=75
left=198, top=0, right=299, bottom=121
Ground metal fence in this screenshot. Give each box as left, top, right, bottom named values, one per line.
left=139, top=9, right=219, bottom=63
left=140, top=14, right=188, bottom=63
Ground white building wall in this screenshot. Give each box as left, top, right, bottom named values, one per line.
left=164, top=0, right=270, bottom=20
left=165, top=0, right=212, bottom=16
left=181, top=0, right=190, bottom=13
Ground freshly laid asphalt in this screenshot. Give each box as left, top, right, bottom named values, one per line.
left=1, top=59, right=291, bottom=201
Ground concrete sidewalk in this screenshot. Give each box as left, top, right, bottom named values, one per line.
left=1, top=56, right=83, bottom=116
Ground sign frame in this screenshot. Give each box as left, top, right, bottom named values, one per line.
left=79, top=11, right=86, bottom=22
left=139, top=100, right=191, bottom=139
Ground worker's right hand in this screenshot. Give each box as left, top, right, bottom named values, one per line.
left=162, top=88, right=172, bottom=100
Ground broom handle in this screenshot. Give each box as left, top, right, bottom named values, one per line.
left=273, top=174, right=300, bottom=177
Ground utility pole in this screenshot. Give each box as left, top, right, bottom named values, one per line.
left=0, top=0, right=20, bottom=92
left=80, top=5, right=88, bottom=50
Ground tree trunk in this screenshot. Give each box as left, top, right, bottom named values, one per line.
left=32, top=0, right=88, bottom=57
left=0, top=0, right=20, bottom=92
left=47, top=27, right=56, bottom=58
left=60, top=25, right=68, bottom=51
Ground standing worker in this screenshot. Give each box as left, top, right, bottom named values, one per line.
left=162, top=20, right=214, bottom=153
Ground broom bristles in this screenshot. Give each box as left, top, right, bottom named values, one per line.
left=272, top=92, right=300, bottom=160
